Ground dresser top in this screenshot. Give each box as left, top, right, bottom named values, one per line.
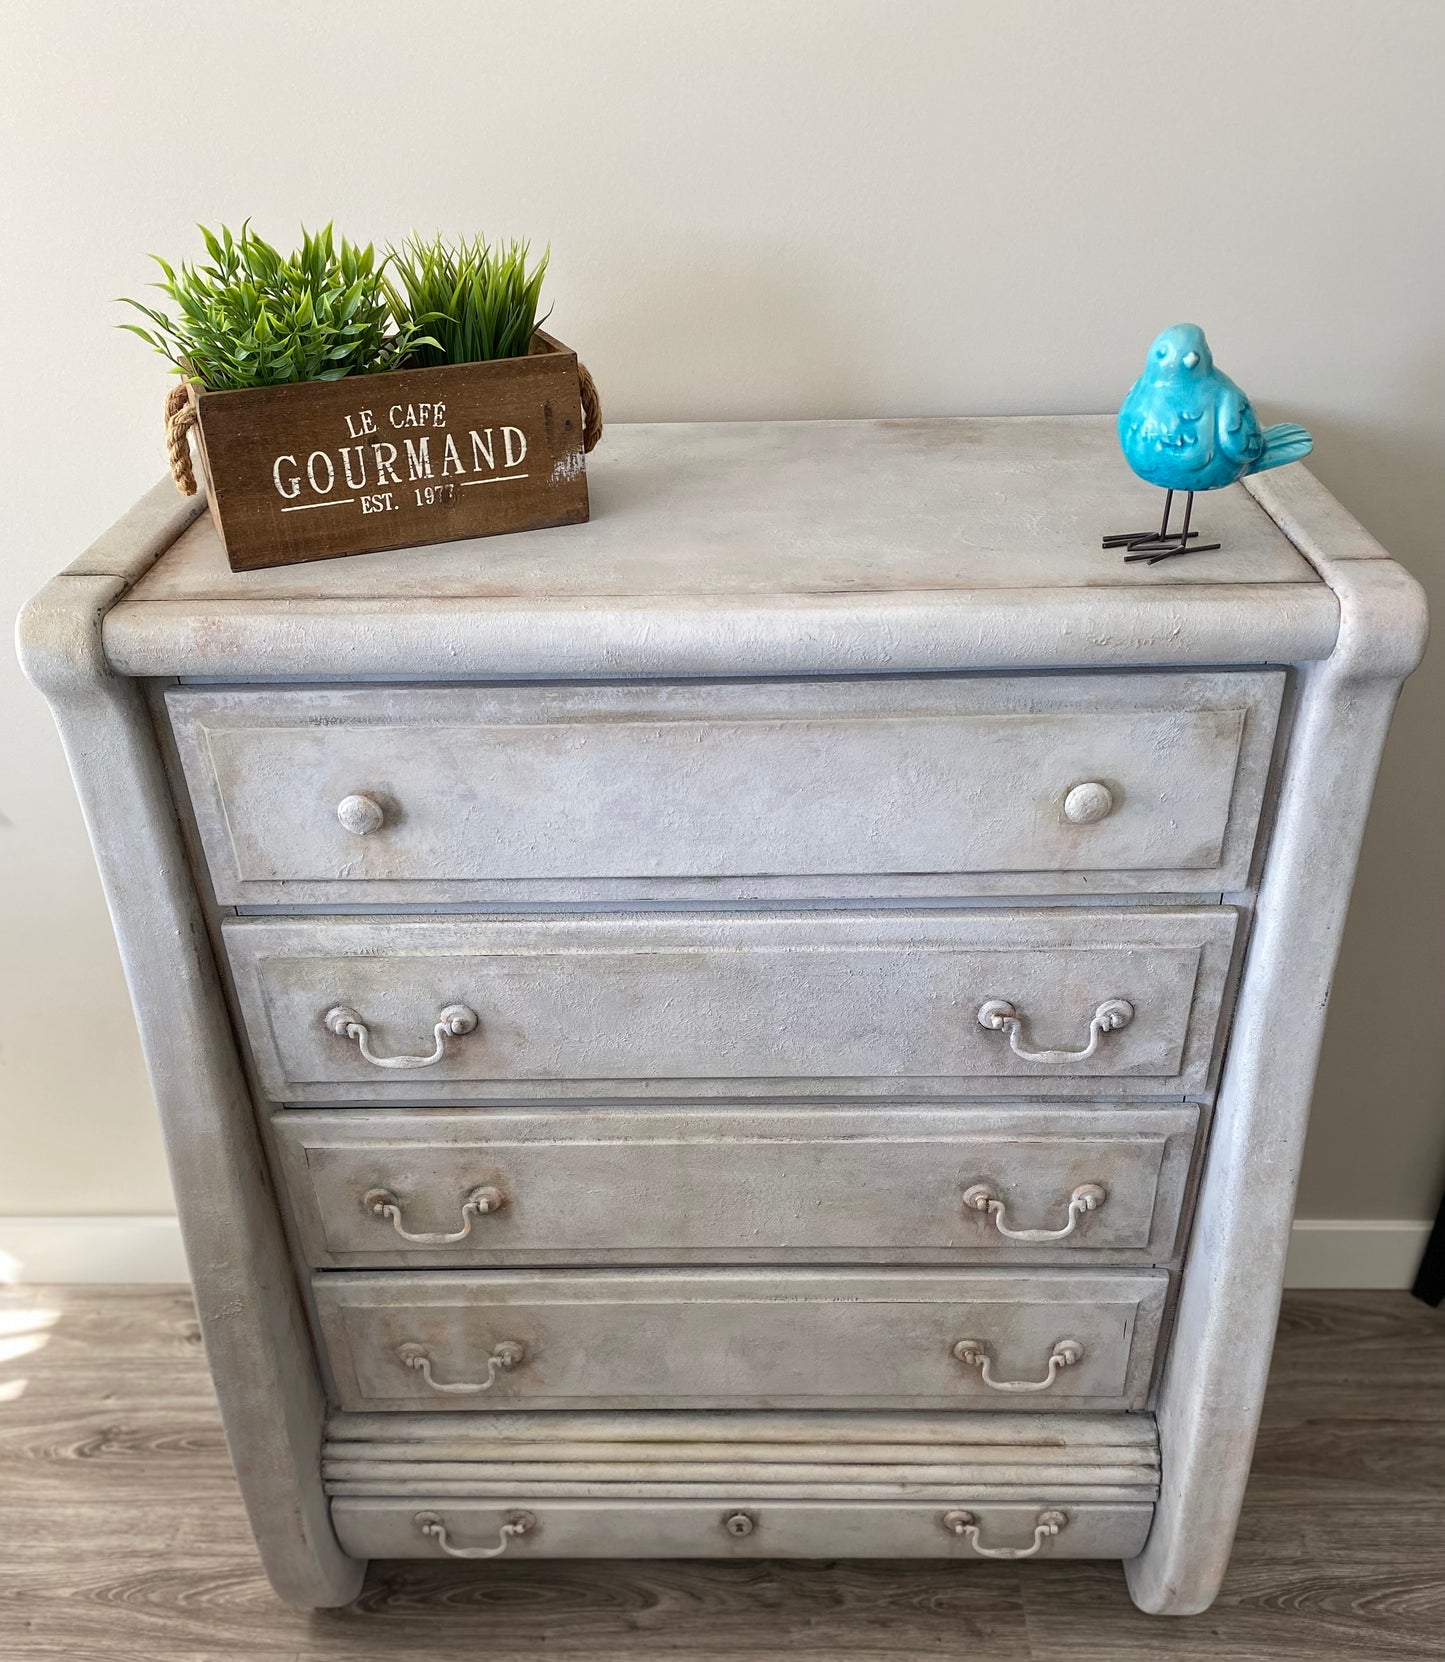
left=132, top=416, right=1318, bottom=602
left=91, top=416, right=1366, bottom=679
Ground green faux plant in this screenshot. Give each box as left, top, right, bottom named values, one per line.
left=383, top=234, right=551, bottom=366
left=120, top=222, right=431, bottom=391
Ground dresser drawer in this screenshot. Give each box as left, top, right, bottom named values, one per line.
left=313, top=1268, right=1168, bottom=1412
left=331, top=1496, right=1154, bottom=1561
left=226, top=908, right=1237, bottom=1102
left=166, top=671, right=1282, bottom=904
left=275, top=1105, right=1200, bottom=1267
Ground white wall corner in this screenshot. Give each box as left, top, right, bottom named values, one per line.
left=0, top=1214, right=1434, bottom=1289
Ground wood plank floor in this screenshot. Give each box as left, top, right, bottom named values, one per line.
left=1, top=1287, right=1440, bottom=1661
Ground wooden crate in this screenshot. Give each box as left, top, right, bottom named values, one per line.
left=187, top=333, right=590, bottom=571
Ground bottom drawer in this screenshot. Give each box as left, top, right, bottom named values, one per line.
left=333, top=1496, right=1153, bottom=1561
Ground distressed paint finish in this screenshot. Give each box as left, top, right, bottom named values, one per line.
left=165, top=672, right=1282, bottom=904
left=321, top=1407, right=1162, bottom=1501
left=1123, top=470, right=1431, bottom=1615
left=101, top=419, right=1344, bottom=682
left=18, top=421, right=1425, bottom=1611
left=224, top=908, right=1238, bottom=1102
left=131, top=417, right=1323, bottom=601
left=312, top=1268, right=1168, bottom=1413
left=331, top=1497, right=1155, bottom=1561
left=13, top=484, right=361, bottom=1609
left=272, top=1105, right=1197, bottom=1269
left=326, top=1406, right=1160, bottom=1451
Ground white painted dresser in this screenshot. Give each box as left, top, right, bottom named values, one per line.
left=19, top=417, right=1426, bottom=1614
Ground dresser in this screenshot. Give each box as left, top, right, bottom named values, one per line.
left=19, top=417, right=1426, bottom=1615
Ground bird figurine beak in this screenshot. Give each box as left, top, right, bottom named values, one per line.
left=1182, top=351, right=1200, bottom=368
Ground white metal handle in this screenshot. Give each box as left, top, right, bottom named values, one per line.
left=399, top=1340, right=526, bottom=1394
left=364, top=1185, right=506, bottom=1244
left=977, top=997, right=1133, bottom=1063
left=951, top=1337, right=1083, bottom=1392
left=415, top=1509, right=535, bottom=1558
left=324, top=1003, right=478, bottom=1070
left=941, top=1508, right=1068, bottom=1559
left=963, top=1181, right=1107, bottom=1243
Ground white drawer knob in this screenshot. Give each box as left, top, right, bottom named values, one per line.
left=336, top=793, right=385, bottom=835
left=1063, top=781, right=1114, bottom=824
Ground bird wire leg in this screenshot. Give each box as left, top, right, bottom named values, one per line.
left=1102, top=490, right=1202, bottom=551
left=1123, top=491, right=1222, bottom=563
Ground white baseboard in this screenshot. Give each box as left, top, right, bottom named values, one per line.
left=0, top=1216, right=187, bottom=1284
left=1281, top=1218, right=1432, bottom=1290
left=0, top=1214, right=1433, bottom=1289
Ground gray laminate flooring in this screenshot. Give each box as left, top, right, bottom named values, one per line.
left=2, top=1287, right=1440, bottom=1660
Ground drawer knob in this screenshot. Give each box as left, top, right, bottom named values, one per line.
left=941, top=1507, right=1069, bottom=1559
left=1063, top=781, right=1114, bottom=824
left=364, top=1185, right=506, bottom=1244
left=336, top=793, right=385, bottom=835
left=951, top=1336, right=1083, bottom=1393
left=324, top=1002, right=479, bottom=1070
left=399, top=1339, right=526, bottom=1394
left=722, top=1510, right=758, bottom=1537
left=415, top=1509, right=536, bottom=1559
left=977, top=997, right=1133, bottom=1064
left=962, top=1181, right=1107, bottom=1243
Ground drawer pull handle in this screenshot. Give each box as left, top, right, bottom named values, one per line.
left=415, top=1509, right=535, bottom=1559
left=336, top=793, right=385, bottom=835
left=364, top=1185, right=506, bottom=1244
left=399, top=1340, right=526, bottom=1394
left=1063, top=781, right=1114, bottom=824
left=962, top=1181, right=1107, bottom=1242
left=324, top=1003, right=479, bottom=1070
left=977, top=997, right=1133, bottom=1063
left=951, top=1337, right=1083, bottom=1392
left=941, top=1508, right=1068, bottom=1559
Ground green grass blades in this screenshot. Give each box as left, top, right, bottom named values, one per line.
left=119, top=222, right=432, bottom=391
left=383, top=234, right=551, bottom=366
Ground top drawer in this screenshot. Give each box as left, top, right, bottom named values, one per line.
left=165, top=672, right=1283, bottom=904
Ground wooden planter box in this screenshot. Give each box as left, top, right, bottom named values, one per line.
left=184, top=332, right=591, bottom=571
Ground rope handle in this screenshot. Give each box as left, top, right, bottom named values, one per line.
left=164, top=381, right=198, bottom=497
left=576, top=359, right=603, bottom=452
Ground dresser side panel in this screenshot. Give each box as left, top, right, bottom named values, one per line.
left=1128, top=512, right=1428, bottom=1612
left=16, top=573, right=363, bottom=1608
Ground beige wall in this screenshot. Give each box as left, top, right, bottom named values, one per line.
left=2, top=0, right=1441, bottom=1223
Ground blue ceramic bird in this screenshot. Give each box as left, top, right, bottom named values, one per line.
left=1102, top=324, right=1313, bottom=562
